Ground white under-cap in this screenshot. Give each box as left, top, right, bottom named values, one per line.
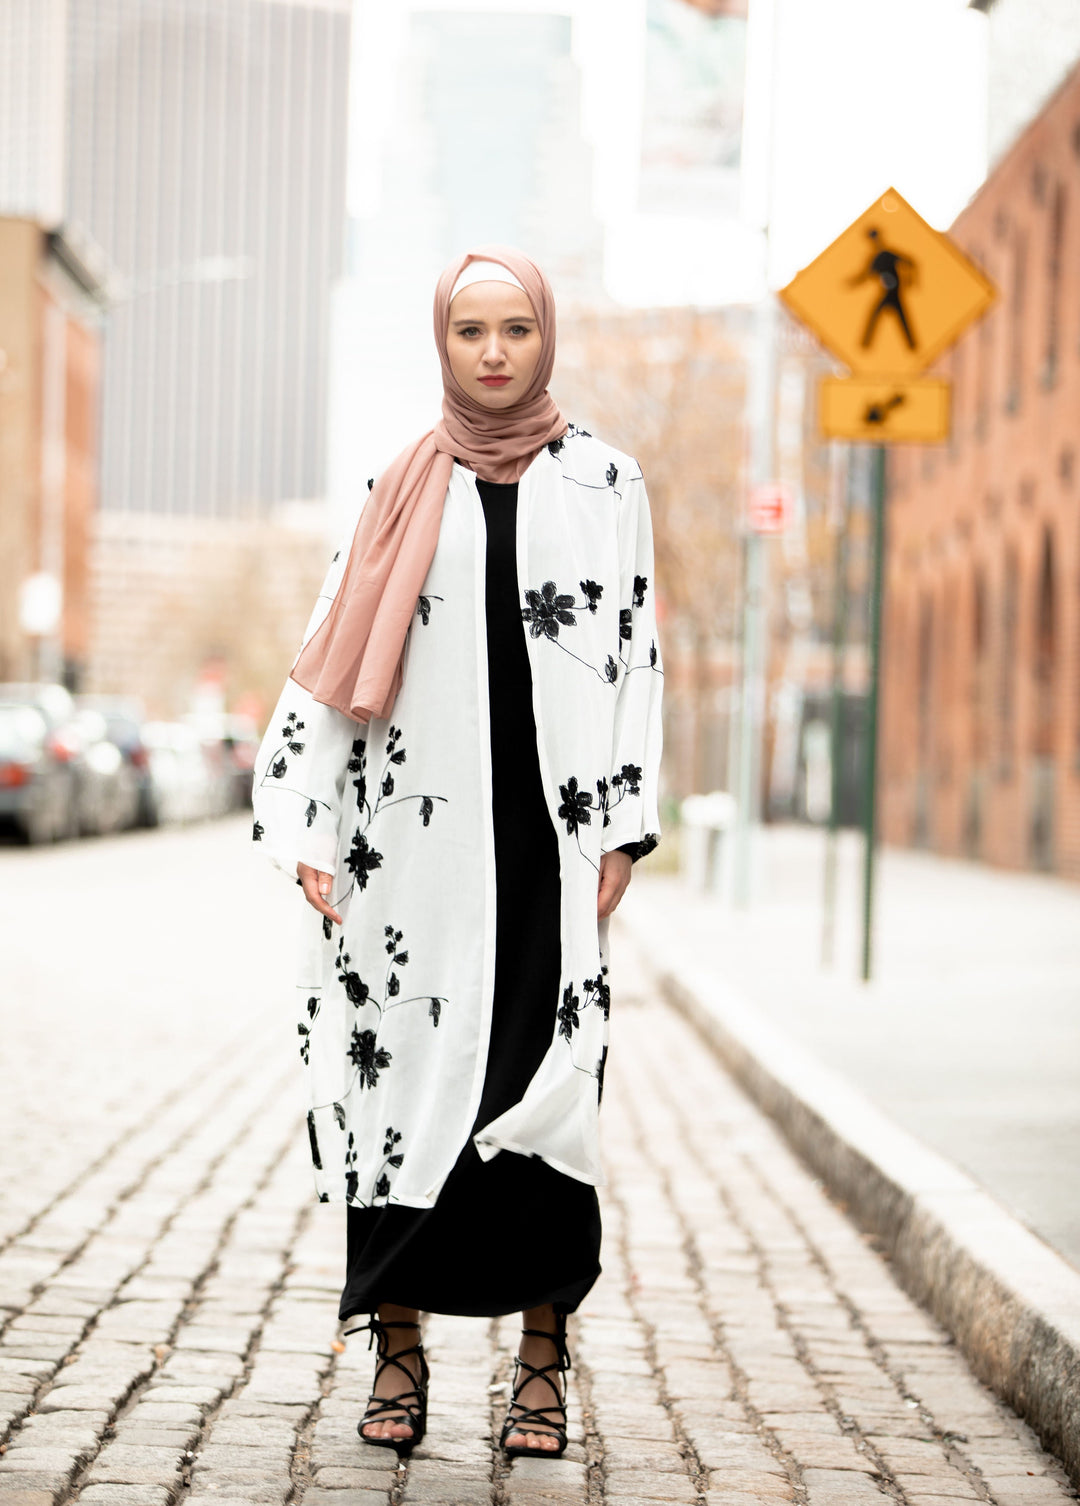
left=450, top=260, right=527, bottom=301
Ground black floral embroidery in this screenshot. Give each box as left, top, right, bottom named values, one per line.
left=621, top=833, right=660, bottom=862
left=633, top=575, right=648, bottom=608
left=252, top=820, right=264, bottom=841
left=557, top=983, right=580, bottom=1040
left=256, top=710, right=336, bottom=822
left=583, top=967, right=610, bottom=1020
left=580, top=579, right=603, bottom=613
left=558, top=777, right=593, bottom=836
left=606, top=462, right=618, bottom=486
left=429, top=997, right=442, bottom=1027
left=523, top=581, right=577, bottom=641
left=416, top=593, right=443, bottom=626
left=613, top=763, right=641, bottom=796
left=522, top=579, right=620, bottom=685
left=307, top=1111, right=322, bottom=1171
left=619, top=608, right=633, bottom=643
left=372, top=1124, right=406, bottom=1202
left=547, top=436, right=564, bottom=456
left=348, top=1027, right=392, bottom=1089
left=597, top=1044, right=609, bottom=1104
left=367, top=476, right=374, bottom=491
left=345, top=1131, right=358, bottom=1200
left=322, top=915, right=333, bottom=941
left=336, top=944, right=371, bottom=1007
left=345, top=831, right=383, bottom=890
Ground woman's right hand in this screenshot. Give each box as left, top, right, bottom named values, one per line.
left=297, top=863, right=343, bottom=926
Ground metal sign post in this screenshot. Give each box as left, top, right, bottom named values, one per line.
left=778, top=187, right=997, bottom=979
left=860, top=445, right=887, bottom=982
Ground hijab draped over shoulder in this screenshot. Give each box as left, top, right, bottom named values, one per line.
left=290, top=245, right=568, bottom=723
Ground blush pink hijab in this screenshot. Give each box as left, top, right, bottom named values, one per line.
left=291, top=245, right=568, bottom=723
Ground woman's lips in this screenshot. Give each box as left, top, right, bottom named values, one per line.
left=479, top=376, right=511, bottom=386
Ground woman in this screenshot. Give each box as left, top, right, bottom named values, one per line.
left=252, top=246, right=663, bottom=1460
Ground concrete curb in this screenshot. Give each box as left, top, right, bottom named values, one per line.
left=618, top=904, right=1080, bottom=1485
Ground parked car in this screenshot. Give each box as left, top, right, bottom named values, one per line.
left=184, top=711, right=261, bottom=812
left=0, top=701, right=78, bottom=844
left=142, top=720, right=218, bottom=825
left=75, top=695, right=159, bottom=827
left=68, top=707, right=142, bottom=836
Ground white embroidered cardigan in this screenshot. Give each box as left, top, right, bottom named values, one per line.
left=252, top=426, right=664, bottom=1208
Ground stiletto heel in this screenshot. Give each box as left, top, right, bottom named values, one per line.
left=356, top=1317, right=429, bottom=1456
left=499, top=1313, right=571, bottom=1460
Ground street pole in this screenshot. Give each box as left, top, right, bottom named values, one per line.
left=822, top=445, right=853, bottom=968
left=860, top=444, right=887, bottom=981
left=732, top=292, right=778, bottom=908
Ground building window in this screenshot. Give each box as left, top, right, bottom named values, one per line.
left=1042, top=182, right=1065, bottom=388
left=997, top=547, right=1018, bottom=778
left=1005, top=233, right=1026, bottom=413
left=1034, top=527, right=1055, bottom=757
left=972, top=567, right=988, bottom=765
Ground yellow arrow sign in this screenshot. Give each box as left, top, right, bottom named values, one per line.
left=780, top=188, right=996, bottom=379
left=818, top=375, right=951, bottom=442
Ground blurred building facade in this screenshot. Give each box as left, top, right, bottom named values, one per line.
left=882, top=59, right=1080, bottom=877
left=0, top=221, right=105, bottom=684
left=57, top=0, right=352, bottom=713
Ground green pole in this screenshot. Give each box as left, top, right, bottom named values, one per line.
left=822, top=449, right=853, bottom=969
left=861, top=444, right=887, bottom=982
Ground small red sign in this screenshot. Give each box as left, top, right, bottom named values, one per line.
left=747, top=482, right=792, bottom=534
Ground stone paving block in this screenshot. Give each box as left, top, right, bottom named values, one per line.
left=0, top=1489, right=56, bottom=1505
left=141, top=1384, right=221, bottom=1407
left=128, top=1401, right=205, bottom=1425
left=0, top=1448, right=83, bottom=1473
left=801, top=1467, right=890, bottom=1503
left=602, top=1443, right=688, bottom=1473
left=706, top=1468, right=795, bottom=1497
left=314, top=1465, right=404, bottom=1488
left=894, top=1478, right=980, bottom=1500
left=0, top=1472, right=70, bottom=1494
left=188, top=1478, right=291, bottom=1503
left=78, top=1487, right=176, bottom=1506
left=210, top=1417, right=299, bottom=1446
left=399, top=1482, right=492, bottom=1506
left=604, top=1468, right=698, bottom=1501
left=303, top=1492, right=393, bottom=1506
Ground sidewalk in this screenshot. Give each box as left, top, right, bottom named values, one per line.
left=618, top=825, right=1080, bottom=1484
left=624, top=825, right=1080, bottom=1270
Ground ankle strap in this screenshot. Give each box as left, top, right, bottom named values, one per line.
left=521, top=1323, right=571, bottom=1372
left=355, top=1316, right=422, bottom=1352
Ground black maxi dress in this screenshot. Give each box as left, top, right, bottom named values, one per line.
left=338, top=475, right=603, bottom=1323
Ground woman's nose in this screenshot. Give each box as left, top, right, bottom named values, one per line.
left=481, top=336, right=505, bottom=366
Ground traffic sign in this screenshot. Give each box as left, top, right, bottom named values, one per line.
left=818, top=375, right=950, bottom=442
left=779, top=188, right=996, bottom=379
left=747, top=482, right=792, bottom=534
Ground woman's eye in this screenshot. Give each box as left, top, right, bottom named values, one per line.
left=460, top=326, right=480, bottom=337
left=508, top=325, right=530, bottom=336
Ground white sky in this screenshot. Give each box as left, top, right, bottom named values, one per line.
left=346, top=0, right=989, bottom=305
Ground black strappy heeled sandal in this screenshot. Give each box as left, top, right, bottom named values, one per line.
left=499, top=1314, right=571, bottom=1460
left=356, top=1316, right=429, bottom=1456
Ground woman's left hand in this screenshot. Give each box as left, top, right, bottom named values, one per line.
left=597, top=850, right=632, bottom=919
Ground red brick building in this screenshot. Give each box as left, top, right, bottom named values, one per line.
left=882, top=62, right=1080, bottom=876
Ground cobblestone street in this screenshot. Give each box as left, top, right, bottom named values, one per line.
left=1, top=819, right=1074, bottom=1506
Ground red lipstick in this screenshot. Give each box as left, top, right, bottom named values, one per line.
left=479, top=376, right=511, bottom=386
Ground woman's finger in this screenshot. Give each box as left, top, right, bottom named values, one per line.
left=299, top=865, right=343, bottom=924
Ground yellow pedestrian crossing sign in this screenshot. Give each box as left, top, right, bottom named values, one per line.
left=779, top=188, right=996, bottom=379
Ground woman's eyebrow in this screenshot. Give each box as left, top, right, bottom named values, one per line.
left=450, top=315, right=536, bottom=327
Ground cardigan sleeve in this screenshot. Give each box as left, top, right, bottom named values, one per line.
left=600, top=469, right=664, bottom=862
left=250, top=526, right=359, bottom=881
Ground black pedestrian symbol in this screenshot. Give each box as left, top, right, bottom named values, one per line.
left=848, top=229, right=918, bottom=350
left=863, top=392, right=905, bottom=426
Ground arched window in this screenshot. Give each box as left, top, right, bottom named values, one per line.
left=998, top=547, right=1018, bottom=778
left=972, top=567, right=988, bottom=765
left=1034, top=527, right=1055, bottom=757
left=1043, top=183, right=1066, bottom=388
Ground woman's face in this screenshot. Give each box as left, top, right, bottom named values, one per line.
left=446, top=281, right=542, bottom=410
